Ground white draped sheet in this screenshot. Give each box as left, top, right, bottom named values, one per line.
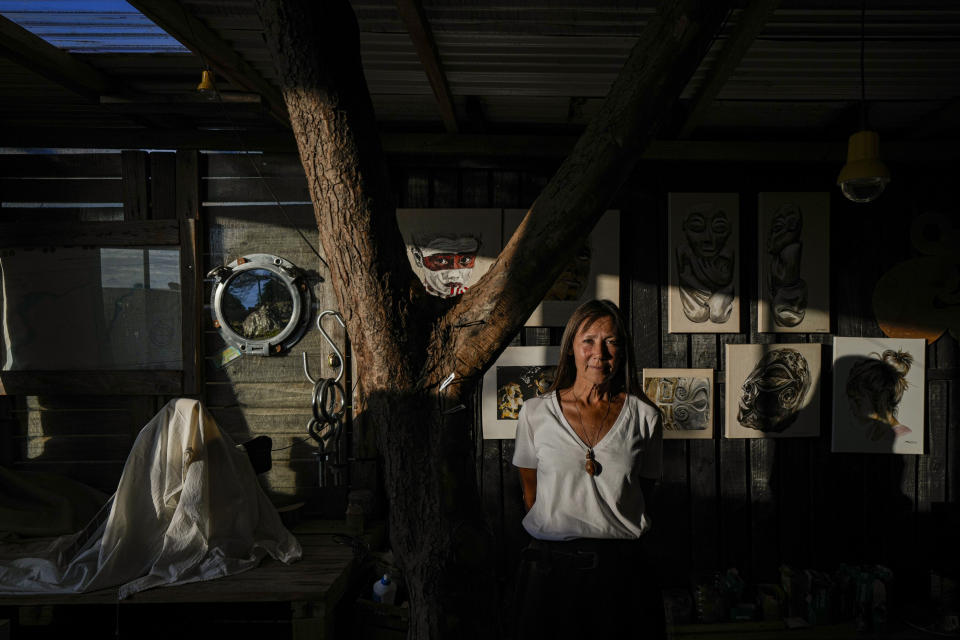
left=0, top=398, right=302, bottom=599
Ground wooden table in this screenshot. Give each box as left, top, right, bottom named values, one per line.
left=0, top=520, right=366, bottom=639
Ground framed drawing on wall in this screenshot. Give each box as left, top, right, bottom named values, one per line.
left=668, top=193, right=740, bottom=333
left=396, top=208, right=501, bottom=300
left=482, top=346, right=560, bottom=439
left=831, top=337, right=925, bottom=455
left=642, top=368, right=714, bottom=439
left=724, top=343, right=822, bottom=438
left=504, top=209, right=619, bottom=327
left=757, top=192, right=830, bottom=333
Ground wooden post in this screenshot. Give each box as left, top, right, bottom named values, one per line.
left=150, top=152, right=177, bottom=220
left=176, top=150, right=203, bottom=398
left=122, top=150, right=149, bottom=221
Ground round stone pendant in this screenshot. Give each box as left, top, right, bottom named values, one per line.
left=585, top=449, right=596, bottom=476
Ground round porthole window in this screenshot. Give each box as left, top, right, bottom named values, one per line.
left=207, top=253, right=313, bottom=356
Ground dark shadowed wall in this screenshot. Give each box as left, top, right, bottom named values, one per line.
left=1, top=150, right=956, bottom=602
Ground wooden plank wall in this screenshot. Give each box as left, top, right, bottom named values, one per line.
left=391, top=157, right=959, bottom=601
left=199, top=152, right=346, bottom=509
left=1, top=151, right=957, bottom=601
left=0, top=151, right=177, bottom=492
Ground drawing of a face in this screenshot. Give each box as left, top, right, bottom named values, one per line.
left=412, top=235, right=479, bottom=298
left=676, top=202, right=735, bottom=324
left=545, top=240, right=591, bottom=301
left=683, top=204, right=730, bottom=258
left=737, top=349, right=811, bottom=432
left=647, top=376, right=710, bottom=431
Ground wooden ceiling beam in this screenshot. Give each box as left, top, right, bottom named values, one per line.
left=0, top=14, right=115, bottom=100
left=0, top=15, right=190, bottom=130
left=126, top=0, right=290, bottom=128
left=4, top=128, right=956, bottom=165
left=396, top=0, right=459, bottom=133
left=0, top=127, right=296, bottom=152
left=676, top=0, right=782, bottom=139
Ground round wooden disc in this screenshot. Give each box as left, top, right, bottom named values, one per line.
left=873, top=256, right=959, bottom=344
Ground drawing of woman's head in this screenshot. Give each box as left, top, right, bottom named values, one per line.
left=846, top=349, right=913, bottom=424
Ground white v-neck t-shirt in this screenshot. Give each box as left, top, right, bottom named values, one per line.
left=512, top=391, right=663, bottom=541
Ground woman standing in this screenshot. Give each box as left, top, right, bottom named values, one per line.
left=512, top=299, right=665, bottom=639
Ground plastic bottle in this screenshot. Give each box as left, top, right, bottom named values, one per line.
left=372, top=573, right=397, bottom=605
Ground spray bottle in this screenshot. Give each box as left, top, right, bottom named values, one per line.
left=372, top=573, right=397, bottom=605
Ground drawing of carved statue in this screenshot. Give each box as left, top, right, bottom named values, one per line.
left=645, top=376, right=711, bottom=431
left=675, top=203, right=735, bottom=323
left=767, top=204, right=807, bottom=327
left=410, top=233, right=480, bottom=298
left=737, top=348, right=811, bottom=432
left=846, top=349, right=914, bottom=442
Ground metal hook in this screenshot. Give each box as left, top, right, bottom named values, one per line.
left=317, top=310, right=346, bottom=384
left=302, top=352, right=320, bottom=385
left=301, top=310, right=346, bottom=384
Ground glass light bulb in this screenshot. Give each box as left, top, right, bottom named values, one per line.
left=840, top=176, right=888, bottom=203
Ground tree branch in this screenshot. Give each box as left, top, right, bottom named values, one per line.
left=441, top=0, right=733, bottom=381
left=256, top=0, right=733, bottom=396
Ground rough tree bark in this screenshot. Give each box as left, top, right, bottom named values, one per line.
left=253, top=0, right=732, bottom=637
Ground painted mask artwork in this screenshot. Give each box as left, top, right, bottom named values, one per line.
left=496, top=365, right=556, bottom=419
left=645, top=376, right=711, bottom=432
left=846, top=349, right=914, bottom=443
left=767, top=204, right=807, bottom=327
left=411, top=234, right=480, bottom=298
left=676, top=203, right=736, bottom=323
left=737, top=348, right=811, bottom=432
left=544, top=239, right=592, bottom=301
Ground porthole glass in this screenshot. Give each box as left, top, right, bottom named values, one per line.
left=208, top=254, right=312, bottom=356
left=222, top=268, right=293, bottom=340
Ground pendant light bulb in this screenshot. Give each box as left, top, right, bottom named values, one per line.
left=197, top=70, right=215, bottom=96
left=839, top=1, right=889, bottom=203
left=837, top=130, right=890, bottom=204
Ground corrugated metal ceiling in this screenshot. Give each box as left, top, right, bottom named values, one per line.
left=0, top=0, right=957, bottom=137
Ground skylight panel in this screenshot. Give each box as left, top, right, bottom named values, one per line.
left=0, top=0, right=188, bottom=53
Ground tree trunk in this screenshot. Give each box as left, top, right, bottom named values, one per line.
left=253, top=0, right=732, bottom=637
left=253, top=1, right=498, bottom=635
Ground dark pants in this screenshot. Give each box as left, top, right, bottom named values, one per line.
left=511, top=537, right=667, bottom=640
